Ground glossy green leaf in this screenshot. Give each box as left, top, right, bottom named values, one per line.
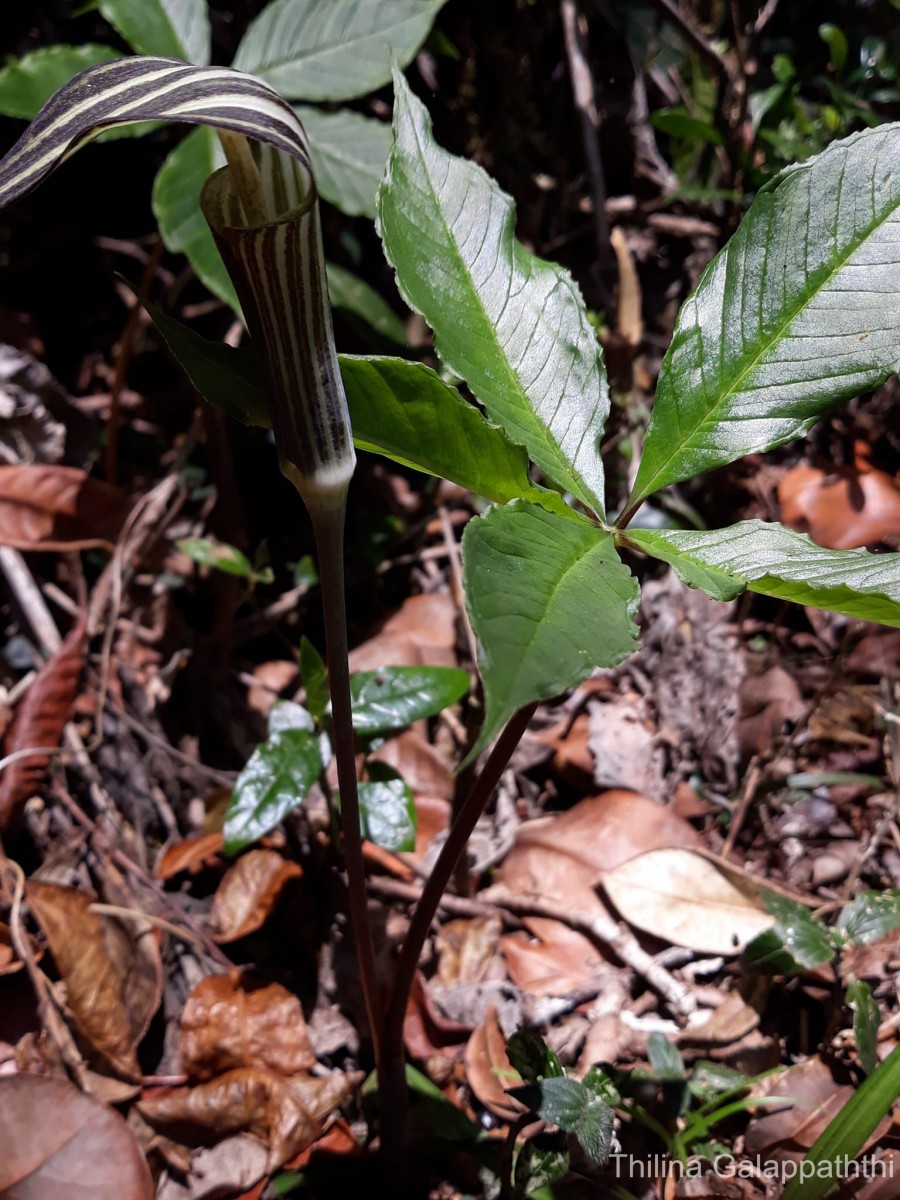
left=327, top=265, right=407, bottom=345
left=647, top=1034, right=686, bottom=1082
left=781, top=1044, right=900, bottom=1199
left=268, top=699, right=315, bottom=735
left=350, top=666, right=469, bottom=735
left=628, top=123, right=900, bottom=511
left=300, top=637, right=329, bottom=727
left=378, top=71, right=609, bottom=516
left=341, top=356, right=561, bottom=506
left=506, top=1032, right=564, bottom=1084
left=742, top=892, right=833, bottom=974
left=509, top=1077, right=614, bottom=1166
left=99, top=0, right=210, bottom=63
left=298, top=106, right=391, bottom=219
left=462, top=501, right=639, bottom=758
left=358, top=773, right=416, bottom=851
left=177, top=537, right=253, bottom=577
left=233, top=0, right=447, bottom=101
left=152, top=127, right=239, bottom=311
left=624, top=521, right=900, bottom=628
left=581, top=1065, right=622, bottom=1107
left=837, top=891, right=900, bottom=946
left=847, top=980, right=879, bottom=1076
left=649, top=107, right=722, bottom=146
left=142, top=304, right=552, bottom=505
left=224, top=728, right=322, bottom=853
left=0, top=45, right=121, bottom=120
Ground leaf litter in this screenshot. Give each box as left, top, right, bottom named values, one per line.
left=2, top=7, right=900, bottom=1197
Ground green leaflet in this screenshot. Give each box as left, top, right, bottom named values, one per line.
left=349, top=666, right=469, bottom=735
left=628, top=123, right=900, bottom=511
left=297, top=106, right=392, bottom=219
left=233, top=0, right=448, bottom=101
left=326, top=265, right=407, bottom=345
left=152, top=126, right=239, bottom=311
left=142, top=299, right=563, bottom=508
left=224, top=728, right=322, bottom=854
left=378, top=71, right=610, bottom=518
left=625, top=521, right=900, bottom=628
left=99, top=0, right=211, bottom=64
left=463, top=501, right=639, bottom=759
left=0, top=45, right=122, bottom=120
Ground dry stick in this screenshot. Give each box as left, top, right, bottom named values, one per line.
left=309, top=498, right=384, bottom=1069
left=379, top=702, right=539, bottom=1152
left=647, top=0, right=732, bottom=83
left=560, top=0, right=610, bottom=268
left=482, top=885, right=696, bottom=1017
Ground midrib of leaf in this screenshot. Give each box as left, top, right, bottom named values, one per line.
left=247, top=12, right=428, bottom=74
left=406, top=111, right=596, bottom=510
left=631, top=153, right=900, bottom=507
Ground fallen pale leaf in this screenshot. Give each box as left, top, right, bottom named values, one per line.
left=212, top=850, right=302, bottom=942
left=600, top=847, right=775, bottom=954
left=0, top=1073, right=153, bottom=1198
left=779, top=462, right=900, bottom=549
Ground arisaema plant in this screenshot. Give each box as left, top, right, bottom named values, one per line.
left=1, top=51, right=900, bottom=1169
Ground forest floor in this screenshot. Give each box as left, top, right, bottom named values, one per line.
left=1, top=2, right=900, bottom=1198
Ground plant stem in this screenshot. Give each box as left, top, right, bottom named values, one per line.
left=308, top=493, right=384, bottom=1069
left=379, top=701, right=539, bottom=1149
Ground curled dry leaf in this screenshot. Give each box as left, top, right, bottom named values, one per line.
left=403, top=970, right=470, bottom=1065
left=779, top=461, right=900, bottom=549
left=181, top=973, right=315, bottom=1081
left=370, top=729, right=454, bottom=799
left=0, top=1072, right=153, bottom=1199
left=156, top=833, right=226, bottom=881
left=464, top=1004, right=525, bottom=1122
left=600, top=847, right=775, bottom=955
left=0, top=612, right=85, bottom=831
left=26, top=881, right=162, bottom=1081
left=737, top=665, right=805, bottom=759
left=139, top=1067, right=351, bottom=1173
left=0, top=464, right=126, bottom=548
left=436, top=916, right=504, bottom=987
left=212, top=850, right=302, bottom=943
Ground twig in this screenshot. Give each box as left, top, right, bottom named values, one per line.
left=482, top=884, right=696, bottom=1017
left=560, top=0, right=610, bottom=266
left=722, top=757, right=761, bottom=857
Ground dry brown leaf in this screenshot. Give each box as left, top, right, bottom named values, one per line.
left=601, top=848, right=774, bottom=955
left=26, top=881, right=161, bottom=1080
left=247, top=661, right=299, bottom=718
left=744, top=1057, right=860, bottom=1158
left=0, top=464, right=126, bottom=549
left=463, top=1005, right=525, bottom=1121
left=156, top=833, right=226, bottom=881
left=0, top=1072, right=153, bottom=1198
left=212, top=850, right=302, bottom=943
left=138, top=1067, right=350, bottom=1173
left=501, top=927, right=611, bottom=996
left=348, top=593, right=458, bottom=672
left=0, top=921, right=42, bottom=976
left=414, top=795, right=451, bottom=859
left=737, top=665, right=805, bottom=759
left=370, top=729, right=454, bottom=799
left=181, top=973, right=315, bottom=1081
left=0, top=612, right=85, bottom=831
left=436, top=916, right=503, bottom=987
left=403, top=971, right=470, bottom=1065
left=779, top=462, right=900, bottom=549
left=156, top=1136, right=269, bottom=1200
left=678, top=991, right=761, bottom=1047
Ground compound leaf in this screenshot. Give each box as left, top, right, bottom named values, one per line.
left=379, top=71, right=609, bottom=516
left=99, top=0, right=210, bottom=63
left=234, top=0, right=447, bottom=101
left=624, top=521, right=900, bottom=628
left=298, top=106, right=391, bottom=219
left=629, top=123, right=900, bottom=510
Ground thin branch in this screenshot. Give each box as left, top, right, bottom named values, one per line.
left=560, top=0, right=610, bottom=264
left=648, top=0, right=732, bottom=82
